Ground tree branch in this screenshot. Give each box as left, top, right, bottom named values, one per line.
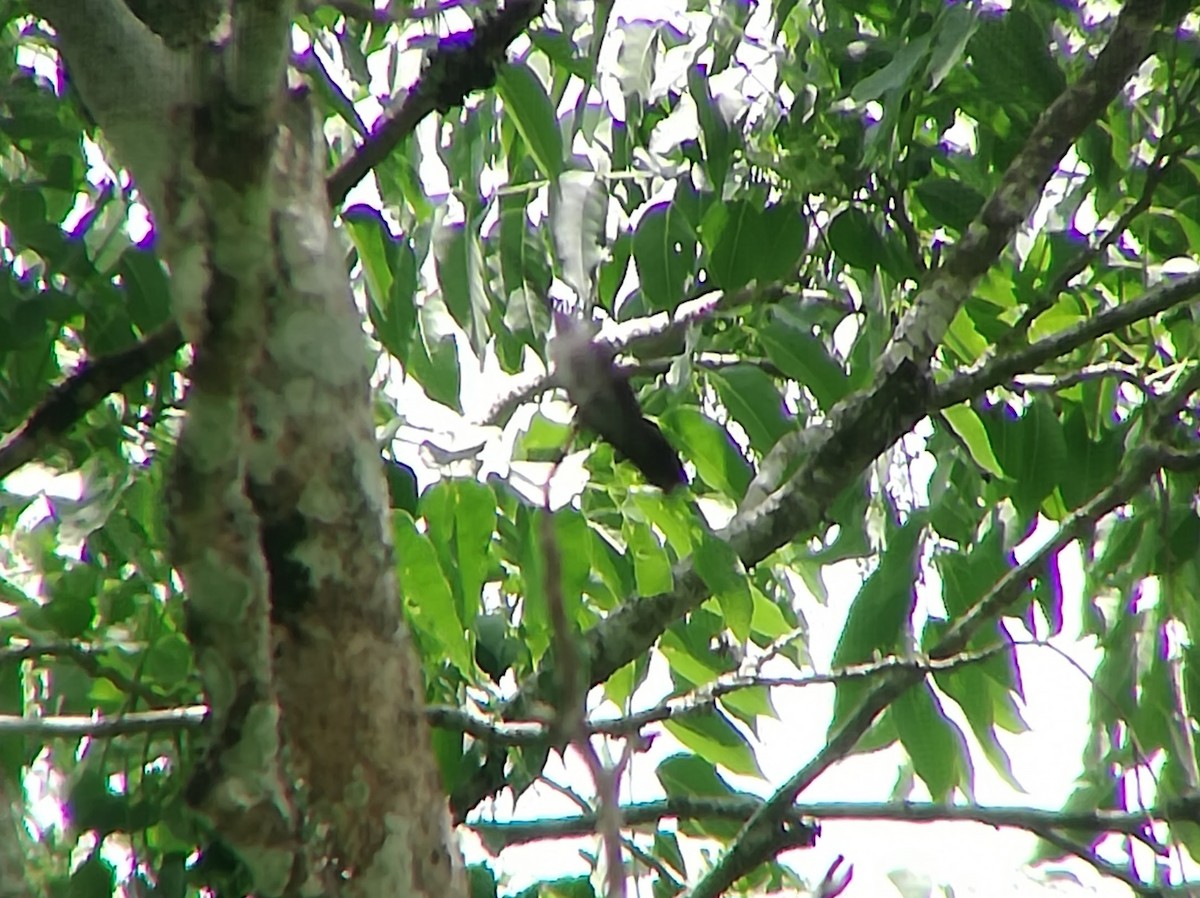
left=30, top=0, right=185, bottom=214
left=1031, top=827, right=1160, bottom=897
left=326, top=0, right=546, bottom=206
left=934, top=271, right=1200, bottom=410
left=0, top=706, right=207, bottom=738
left=470, top=796, right=816, bottom=850
left=0, top=322, right=184, bottom=482
left=471, top=797, right=1179, bottom=851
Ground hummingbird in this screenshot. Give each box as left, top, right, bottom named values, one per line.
left=549, top=312, right=688, bottom=491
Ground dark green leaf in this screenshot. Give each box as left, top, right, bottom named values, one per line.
left=758, top=319, right=849, bottom=411
left=827, top=208, right=887, bottom=270
left=68, top=856, right=115, bottom=898
left=435, top=222, right=490, bottom=356
left=632, top=201, right=697, bottom=313
left=693, top=530, right=752, bottom=640
left=829, top=516, right=924, bottom=734
left=702, top=200, right=807, bottom=291
left=708, top=365, right=793, bottom=454
left=407, top=302, right=461, bottom=412
left=386, top=459, right=419, bottom=515
left=344, top=206, right=418, bottom=363
left=687, top=64, right=733, bottom=195
left=914, top=177, right=986, bottom=232
left=117, top=248, right=171, bottom=332
left=394, top=512, right=471, bottom=674
left=495, top=63, right=564, bottom=180
left=893, top=682, right=970, bottom=801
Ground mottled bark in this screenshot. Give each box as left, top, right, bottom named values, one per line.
left=33, top=3, right=465, bottom=895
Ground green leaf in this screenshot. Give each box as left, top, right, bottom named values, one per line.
left=657, top=753, right=736, bottom=798
left=597, top=230, right=631, bottom=313
left=653, top=830, right=688, bottom=878
left=687, top=64, right=733, bottom=195
left=708, top=365, right=792, bottom=454
left=969, top=10, right=1065, bottom=106
left=914, top=177, right=985, bottom=232
left=422, top=480, right=496, bottom=625
left=702, top=200, right=807, bottom=291
left=67, top=769, right=126, bottom=835
left=941, top=404, right=1004, bottom=478
left=827, top=208, right=887, bottom=270
left=661, top=407, right=752, bottom=500
left=623, top=518, right=673, bottom=596
left=758, top=319, right=849, bottom=411
left=632, top=200, right=697, bottom=313
left=495, top=62, right=564, bottom=180
left=435, top=222, right=490, bottom=356
left=117, top=248, right=171, bottom=332
left=829, top=516, right=924, bottom=734
left=893, top=681, right=971, bottom=801
left=934, top=658, right=1024, bottom=792
left=625, top=492, right=694, bottom=557
left=44, top=565, right=98, bottom=638
left=749, top=589, right=792, bottom=642
left=552, top=508, right=593, bottom=623
left=407, top=301, right=461, bottom=412
left=514, top=412, right=573, bottom=462
left=68, top=855, right=116, bottom=898
left=0, top=658, right=26, bottom=786
left=664, top=711, right=763, bottom=778
left=693, top=531, right=752, bottom=641
left=981, top=400, right=1068, bottom=517
left=944, top=305, right=989, bottom=364
left=550, top=172, right=607, bottom=301
left=394, top=512, right=471, bottom=675
left=660, top=630, right=725, bottom=686
left=142, top=633, right=192, bottom=692
left=386, top=459, right=419, bottom=515
left=850, top=34, right=931, bottom=102
left=928, top=4, right=979, bottom=89
left=344, top=205, right=417, bottom=363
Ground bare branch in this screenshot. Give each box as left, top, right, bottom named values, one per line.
left=590, top=646, right=1010, bottom=737
left=470, top=796, right=814, bottom=849
left=326, top=0, right=547, bottom=206
left=1031, top=827, right=1161, bottom=898
left=0, top=322, right=184, bottom=482
left=934, top=271, right=1200, bottom=410
left=0, top=706, right=207, bottom=738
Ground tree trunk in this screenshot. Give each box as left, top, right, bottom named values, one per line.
left=32, top=4, right=465, bottom=895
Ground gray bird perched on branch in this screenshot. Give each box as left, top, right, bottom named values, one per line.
left=549, top=311, right=688, bottom=491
